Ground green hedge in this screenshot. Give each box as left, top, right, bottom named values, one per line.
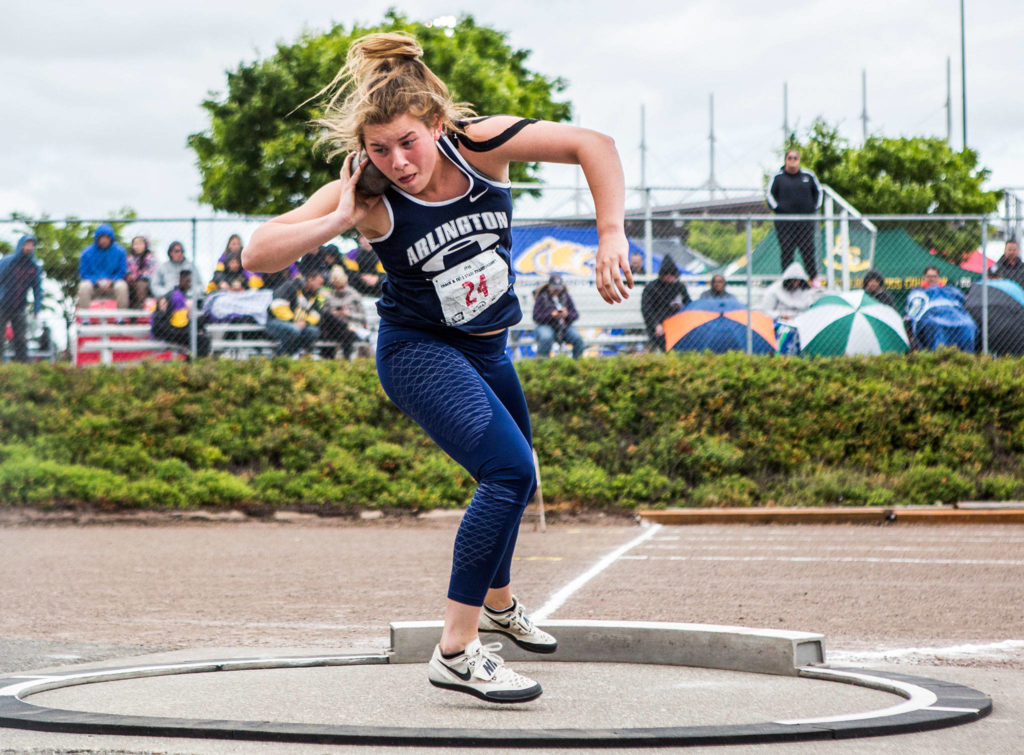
left=1, top=351, right=1022, bottom=512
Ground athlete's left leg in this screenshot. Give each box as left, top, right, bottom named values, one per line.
left=469, top=344, right=536, bottom=605
left=376, top=333, right=536, bottom=613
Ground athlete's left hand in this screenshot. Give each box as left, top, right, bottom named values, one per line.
left=594, top=231, right=634, bottom=304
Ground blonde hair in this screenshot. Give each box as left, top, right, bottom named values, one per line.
left=314, top=32, right=475, bottom=161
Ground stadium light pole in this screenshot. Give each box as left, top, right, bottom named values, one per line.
left=960, top=0, right=967, bottom=151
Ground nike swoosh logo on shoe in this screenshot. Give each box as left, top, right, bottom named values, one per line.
left=486, top=615, right=513, bottom=629
left=439, top=660, right=472, bottom=681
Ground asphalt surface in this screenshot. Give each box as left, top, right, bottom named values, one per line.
left=1, top=512, right=1022, bottom=753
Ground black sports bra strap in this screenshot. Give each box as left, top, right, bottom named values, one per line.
left=450, top=118, right=539, bottom=152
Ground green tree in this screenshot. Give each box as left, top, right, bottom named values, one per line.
left=11, top=209, right=136, bottom=345
left=789, top=119, right=1000, bottom=262
left=686, top=220, right=772, bottom=265
left=189, top=11, right=571, bottom=215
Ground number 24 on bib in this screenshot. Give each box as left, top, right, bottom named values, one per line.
left=431, top=251, right=510, bottom=326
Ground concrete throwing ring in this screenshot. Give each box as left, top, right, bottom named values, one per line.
left=0, top=621, right=991, bottom=747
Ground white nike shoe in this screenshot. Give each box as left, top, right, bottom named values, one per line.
left=479, top=595, right=558, bottom=654
left=428, top=638, right=542, bottom=703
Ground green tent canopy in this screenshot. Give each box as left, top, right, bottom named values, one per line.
left=726, top=227, right=977, bottom=307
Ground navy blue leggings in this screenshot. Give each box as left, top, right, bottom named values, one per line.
left=376, top=323, right=536, bottom=606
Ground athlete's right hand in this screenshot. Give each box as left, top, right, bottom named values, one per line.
left=335, top=152, right=382, bottom=231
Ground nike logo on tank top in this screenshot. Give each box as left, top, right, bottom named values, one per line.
left=368, top=135, right=523, bottom=333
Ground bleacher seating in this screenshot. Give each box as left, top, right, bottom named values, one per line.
left=73, top=308, right=187, bottom=366
left=1, top=325, right=55, bottom=364
left=58, top=276, right=697, bottom=365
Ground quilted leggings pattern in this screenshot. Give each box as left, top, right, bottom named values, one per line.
left=377, top=325, right=536, bottom=605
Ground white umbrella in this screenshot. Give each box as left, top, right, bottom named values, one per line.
left=791, top=291, right=909, bottom=356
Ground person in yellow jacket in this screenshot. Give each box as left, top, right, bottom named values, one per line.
left=265, top=258, right=326, bottom=356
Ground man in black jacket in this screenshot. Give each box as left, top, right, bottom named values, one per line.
left=766, top=148, right=822, bottom=280
left=990, top=239, right=1024, bottom=287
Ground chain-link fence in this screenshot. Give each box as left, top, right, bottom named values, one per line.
left=3, top=208, right=1022, bottom=363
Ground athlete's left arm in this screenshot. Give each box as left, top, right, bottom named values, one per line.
left=464, top=117, right=634, bottom=304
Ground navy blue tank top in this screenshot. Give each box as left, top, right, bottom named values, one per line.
left=368, top=135, right=522, bottom=334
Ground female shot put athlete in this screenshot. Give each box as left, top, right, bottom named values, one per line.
left=243, top=31, right=632, bottom=703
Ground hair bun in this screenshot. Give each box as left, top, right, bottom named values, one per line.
left=348, top=32, right=423, bottom=65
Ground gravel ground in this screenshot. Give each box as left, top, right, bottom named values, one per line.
left=1, top=510, right=1022, bottom=754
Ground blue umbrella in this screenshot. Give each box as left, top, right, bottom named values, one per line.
left=665, top=298, right=776, bottom=354
left=988, top=279, right=1024, bottom=307
left=965, top=280, right=1024, bottom=356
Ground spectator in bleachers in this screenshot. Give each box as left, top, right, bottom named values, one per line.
left=321, top=264, right=371, bottom=359
left=266, top=258, right=325, bottom=357
left=0, top=234, right=44, bottom=363
left=225, top=234, right=244, bottom=257
left=760, top=261, right=817, bottom=323
left=862, top=269, right=897, bottom=308
left=151, top=269, right=210, bottom=358
left=209, top=235, right=251, bottom=292
left=533, top=274, right=584, bottom=359
left=152, top=241, right=204, bottom=299
left=211, top=250, right=249, bottom=292
left=77, top=223, right=129, bottom=310
left=990, top=239, right=1024, bottom=287
left=903, top=265, right=977, bottom=352
left=641, top=257, right=691, bottom=351
left=125, top=235, right=157, bottom=309
left=629, top=252, right=646, bottom=278
left=698, top=274, right=732, bottom=300
left=315, top=243, right=343, bottom=271
left=346, top=234, right=384, bottom=297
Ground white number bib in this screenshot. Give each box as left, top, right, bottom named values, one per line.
left=431, top=250, right=510, bottom=326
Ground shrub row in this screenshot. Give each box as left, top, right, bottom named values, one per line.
left=1, top=350, right=1022, bottom=512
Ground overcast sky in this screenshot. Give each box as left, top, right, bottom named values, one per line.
left=3, top=0, right=1022, bottom=232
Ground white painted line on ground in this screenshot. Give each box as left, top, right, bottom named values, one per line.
left=532, top=523, right=663, bottom=622
left=669, top=534, right=1024, bottom=545
left=829, top=639, right=1024, bottom=664
left=642, top=542, right=1017, bottom=554
left=130, top=618, right=382, bottom=631
left=777, top=669, right=937, bottom=725
left=620, top=555, right=1024, bottom=567
left=0, top=655, right=388, bottom=701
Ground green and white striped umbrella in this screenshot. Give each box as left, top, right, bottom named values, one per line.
left=792, top=291, right=909, bottom=356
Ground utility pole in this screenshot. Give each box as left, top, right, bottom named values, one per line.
left=860, top=69, right=869, bottom=142
left=782, top=82, right=789, bottom=147
left=706, top=93, right=720, bottom=198
left=700, top=92, right=724, bottom=200
left=640, top=104, right=653, bottom=272
left=639, top=104, right=647, bottom=192
left=574, top=112, right=582, bottom=216
left=960, top=0, right=967, bottom=150
left=945, top=56, right=953, bottom=147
